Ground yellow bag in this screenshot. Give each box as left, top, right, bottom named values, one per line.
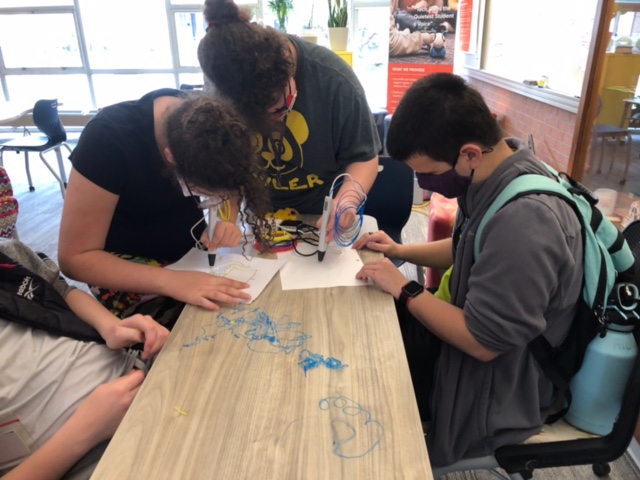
left=433, top=266, right=453, bottom=303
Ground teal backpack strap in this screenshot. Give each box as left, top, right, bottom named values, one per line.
left=473, top=174, right=574, bottom=259
left=473, top=174, right=633, bottom=309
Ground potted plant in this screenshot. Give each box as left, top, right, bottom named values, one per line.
left=300, top=2, right=319, bottom=44
left=267, top=0, right=293, bottom=33
left=327, top=0, right=349, bottom=51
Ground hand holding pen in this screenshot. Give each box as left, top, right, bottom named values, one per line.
left=208, top=207, right=218, bottom=267
left=317, top=195, right=333, bottom=262
left=203, top=199, right=242, bottom=264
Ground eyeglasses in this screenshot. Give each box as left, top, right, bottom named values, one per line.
left=182, top=181, right=230, bottom=210
left=270, top=78, right=297, bottom=121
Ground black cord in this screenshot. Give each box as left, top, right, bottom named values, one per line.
left=292, top=223, right=320, bottom=256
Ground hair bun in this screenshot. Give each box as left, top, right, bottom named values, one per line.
left=204, top=0, right=248, bottom=25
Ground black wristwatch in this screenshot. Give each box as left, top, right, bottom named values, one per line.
left=399, top=281, right=424, bottom=308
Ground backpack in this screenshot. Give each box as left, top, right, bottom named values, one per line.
left=0, top=250, right=105, bottom=344
left=474, top=164, right=636, bottom=423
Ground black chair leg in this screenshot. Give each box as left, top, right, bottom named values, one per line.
left=24, top=151, right=34, bottom=192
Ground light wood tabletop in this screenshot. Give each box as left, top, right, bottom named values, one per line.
left=91, top=222, right=432, bottom=479
left=0, top=102, right=32, bottom=126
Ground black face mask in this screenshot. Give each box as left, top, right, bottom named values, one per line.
left=416, top=167, right=474, bottom=199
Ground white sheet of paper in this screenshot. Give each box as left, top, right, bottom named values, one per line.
left=278, top=245, right=368, bottom=290
left=165, top=248, right=284, bottom=303
left=278, top=215, right=379, bottom=291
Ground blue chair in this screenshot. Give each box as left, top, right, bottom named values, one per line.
left=370, top=107, right=388, bottom=155
left=364, top=155, right=414, bottom=267
left=0, top=99, right=71, bottom=198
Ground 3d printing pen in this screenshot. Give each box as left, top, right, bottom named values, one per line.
left=317, top=195, right=333, bottom=262
left=208, top=207, right=218, bottom=267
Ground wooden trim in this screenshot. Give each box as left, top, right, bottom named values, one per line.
left=568, top=0, right=615, bottom=181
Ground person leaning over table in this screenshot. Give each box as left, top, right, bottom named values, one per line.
left=58, top=90, right=273, bottom=327
left=0, top=238, right=169, bottom=480
left=353, top=73, right=584, bottom=467
left=197, top=0, right=381, bottom=236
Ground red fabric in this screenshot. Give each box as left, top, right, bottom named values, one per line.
left=426, top=193, right=458, bottom=288
left=0, top=167, right=18, bottom=239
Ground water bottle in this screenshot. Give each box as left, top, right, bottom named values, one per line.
left=565, top=283, right=639, bottom=435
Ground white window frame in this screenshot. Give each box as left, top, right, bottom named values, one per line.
left=460, top=0, right=582, bottom=113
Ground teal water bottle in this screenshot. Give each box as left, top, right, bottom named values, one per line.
left=565, top=283, right=639, bottom=435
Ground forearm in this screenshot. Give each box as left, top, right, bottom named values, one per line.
left=3, top=419, right=95, bottom=480
left=339, top=158, right=379, bottom=198
left=60, top=250, right=175, bottom=297
left=405, top=291, right=497, bottom=361
left=395, top=238, right=454, bottom=269
left=65, top=288, right=121, bottom=339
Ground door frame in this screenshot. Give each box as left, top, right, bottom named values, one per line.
left=569, top=0, right=614, bottom=181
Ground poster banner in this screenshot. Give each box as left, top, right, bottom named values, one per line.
left=387, top=0, right=459, bottom=113
left=457, top=0, right=475, bottom=53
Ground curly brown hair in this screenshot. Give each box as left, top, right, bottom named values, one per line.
left=164, top=92, right=273, bottom=245
left=198, top=0, right=294, bottom=134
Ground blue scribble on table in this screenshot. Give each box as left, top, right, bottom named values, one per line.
left=319, top=396, right=384, bottom=459
left=183, top=306, right=310, bottom=354
left=298, top=349, right=348, bottom=375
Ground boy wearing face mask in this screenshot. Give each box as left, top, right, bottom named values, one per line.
left=353, top=73, right=584, bottom=468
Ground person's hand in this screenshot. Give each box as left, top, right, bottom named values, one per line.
left=166, top=270, right=251, bottom=310
left=102, top=314, right=170, bottom=360
left=201, top=221, right=242, bottom=250
left=356, top=258, right=408, bottom=299
left=315, top=203, right=338, bottom=241
left=316, top=205, right=358, bottom=242
left=70, top=369, right=146, bottom=445
left=352, top=230, right=399, bottom=257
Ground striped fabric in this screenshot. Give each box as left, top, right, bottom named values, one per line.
left=0, top=166, right=13, bottom=198
left=0, top=167, right=18, bottom=239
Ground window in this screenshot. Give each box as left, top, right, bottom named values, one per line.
left=459, top=0, right=606, bottom=112
left=174, top=12, right=207, bottom=67
left=0, top=0, right=387, bottom=112
left=79, top=0, right=173, bottom=70
left=0, top=13, right=81, bottom=68
left=481, top=0, right=598, bottom=98
left=353, top=6, right=388, bottom=108
left=5, top=75, right=90, bottom=110
left=92, top=74, right=176, bottom=108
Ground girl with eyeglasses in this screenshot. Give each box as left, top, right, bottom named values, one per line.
left=58, top=91, right=272, bottom=325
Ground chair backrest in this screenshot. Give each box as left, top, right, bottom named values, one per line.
left=179, top=84, right=204, bottom=91
left=363, top=155, right=414, bottom=244
left=32, top=99, right=67, bottom=144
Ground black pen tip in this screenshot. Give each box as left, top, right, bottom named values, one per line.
left=208, top=253, right=216, bottom=267
left=318, top=251, right=326, bottom=262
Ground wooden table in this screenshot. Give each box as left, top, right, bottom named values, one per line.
left=91, top=228, right=432, bottom=479
left=0, top=103, right=32, bottom=127
left=619, top=97, right=640, bottom=129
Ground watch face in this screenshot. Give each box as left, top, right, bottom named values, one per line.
left=403, top=281, right=424, bottom=297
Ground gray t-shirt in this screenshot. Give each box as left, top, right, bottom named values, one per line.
left=427, top=139, right=584, bottom=466
left=260, top=36, right=382, bottom=214
left=0, top=240, right=139, bottom=476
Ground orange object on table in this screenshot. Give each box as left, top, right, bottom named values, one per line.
left=426, top=192, right=458, bottom=288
